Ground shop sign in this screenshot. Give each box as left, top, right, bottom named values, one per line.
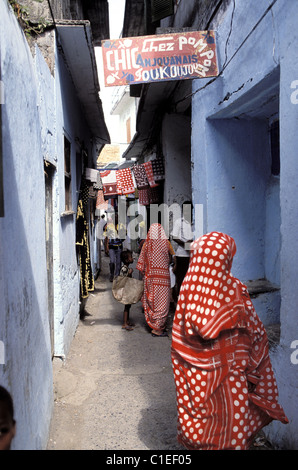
left=101, top=30, right=218, bottom=87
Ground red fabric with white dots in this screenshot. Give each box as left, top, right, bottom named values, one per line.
left=171, top=232, right=288, bottom=450
left=136, top=223, right=171, bottom=332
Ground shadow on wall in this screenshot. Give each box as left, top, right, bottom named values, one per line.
left=0, top=100, right=53, bottom=450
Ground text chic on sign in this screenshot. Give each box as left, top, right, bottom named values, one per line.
left=101, top=31, right=218, bottom=87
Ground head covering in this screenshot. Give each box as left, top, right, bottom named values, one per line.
left=172, top=231, right=264, bottom=369
left=137, top=223, right=169, bottom=272
left=178, top=232, right=244, bottom=332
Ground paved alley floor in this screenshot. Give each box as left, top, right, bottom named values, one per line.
left=47, top=253, right=184, bottom=451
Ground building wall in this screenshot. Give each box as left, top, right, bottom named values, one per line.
left=274, top=0, right=298, bottom=449
left=0, top=0, right=98, bottom=448
left=35, top=30, right=94, bottom=359
left=110, top=87, right=139, bottom=160
left=162, top=113, right=192, bottom=208
left=186, top=0, right=297, bottom=449
left=0, top=0, right=53, bottom=449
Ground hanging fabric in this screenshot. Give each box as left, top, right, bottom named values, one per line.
left=143, top=161, right=159, bottom=188
left=151, top=157, right=165, bottom=181
left=100, top=169, right=118, bottom=196
left=138, top=188, right=150, bottom=206
left=132, top=164, right=150, bottom=189
left=96, top=190, right=108, bottom=210
left=138, top=187, right=160, bottom=206
left=116, top=168, right=135, bottom=195
left=76, top=180, right=94, bottom=299
left=149, top=186, right=159, bottom=203
left=93, top=171, right=103, bottom=190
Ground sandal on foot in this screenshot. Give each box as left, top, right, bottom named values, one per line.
left=122, top=325, right=134, bottom=331
left=151, top=331, right=168, bottom=337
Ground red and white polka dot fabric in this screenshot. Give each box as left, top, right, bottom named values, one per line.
left=136, top=224, right=171, bottom=332
left=143, top=161, right=159, bottom=188
left=171, top=231, right=288, bottom=450
left=116, top=168, right=135, bottom=195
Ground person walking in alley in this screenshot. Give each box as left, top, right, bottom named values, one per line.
left=136, top=223, right=175, bottom=337
left=0, top=386, right=16, bottom=451
left=104, top=213, right=123, bottom=282
left=119, top=249, right=135, bottom=331
left=97, top=214, right=107, bottom=251
left=171, top=231, right=288, bottom=450
left=171, top=201, right=194, bottom=297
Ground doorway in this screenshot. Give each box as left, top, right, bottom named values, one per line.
left=44, top=161, right=55, bottom=356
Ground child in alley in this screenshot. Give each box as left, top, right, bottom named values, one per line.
left=120, top=249, right=135, bottom=331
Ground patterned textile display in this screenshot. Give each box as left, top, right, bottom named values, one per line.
left=96, top=190, right=108, bottom=210
left=76, top=181, right=94, bottom=298
left=148, top=186, right=159, bottom=204
left=151, top=157, right=165, bottom=181
left=116, top=168, right=135, bottom=195
left=94, top=170, right=103, bottom=190
left=143, top=161, right=159, bottom=188
left=138, top=187, right=160, bottom=206
left=138, top=188, right=150, bottom=206
left=136, top=224, right=171, bottom=332
left=100, top=169, right=118, bottom=196
left=132, top=164, right=149, bottom=189
left=171, top=232, right=288, bottom=450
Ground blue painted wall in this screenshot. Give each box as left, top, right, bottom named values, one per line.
left=0, top=0, right=98, bottom=448
left=189, top=0, right=297, bottom=448
left=0, top=1, right=53, bottom=449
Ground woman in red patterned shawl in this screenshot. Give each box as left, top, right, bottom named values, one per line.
left=137, top=223, right=175, bottom=337
left=171, top=231, right=288, bottom=450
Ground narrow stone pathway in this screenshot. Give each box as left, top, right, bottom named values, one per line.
left=47, top=254, right=182, bottom=450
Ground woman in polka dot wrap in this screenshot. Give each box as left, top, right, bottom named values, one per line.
left=171, top=232, right=288, bottom=450
left=136, top=223, right=173, bottom=336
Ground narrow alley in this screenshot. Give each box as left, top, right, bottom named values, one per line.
left=1, top=0, right=297, bottom=453
left=47, top=254, right=183, bottom=451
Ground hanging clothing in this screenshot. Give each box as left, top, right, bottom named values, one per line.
left=138, top=187, right=160, bottom=206
left=143, top=161, right=159, bottom=188
left=76, top=181, right=94, bottom=298
left=136, top=224, right=172, bottom=332
left=93, top=171, right=103, bottom=190
left=100, top=170, right=118, bottom=196
left=138, top=188, right=150, bottom=206
left=151, top=157, right=165, bottom=181
left=171, top=231, right=288, bottom=450
left=96, top=190, right=107, bottom=209
left=132, top=164, right=149, bottom=189
left=116, top=168, right=135, bottom=195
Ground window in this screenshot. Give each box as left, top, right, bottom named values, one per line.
left=64, top=136, right=72, bottom=211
